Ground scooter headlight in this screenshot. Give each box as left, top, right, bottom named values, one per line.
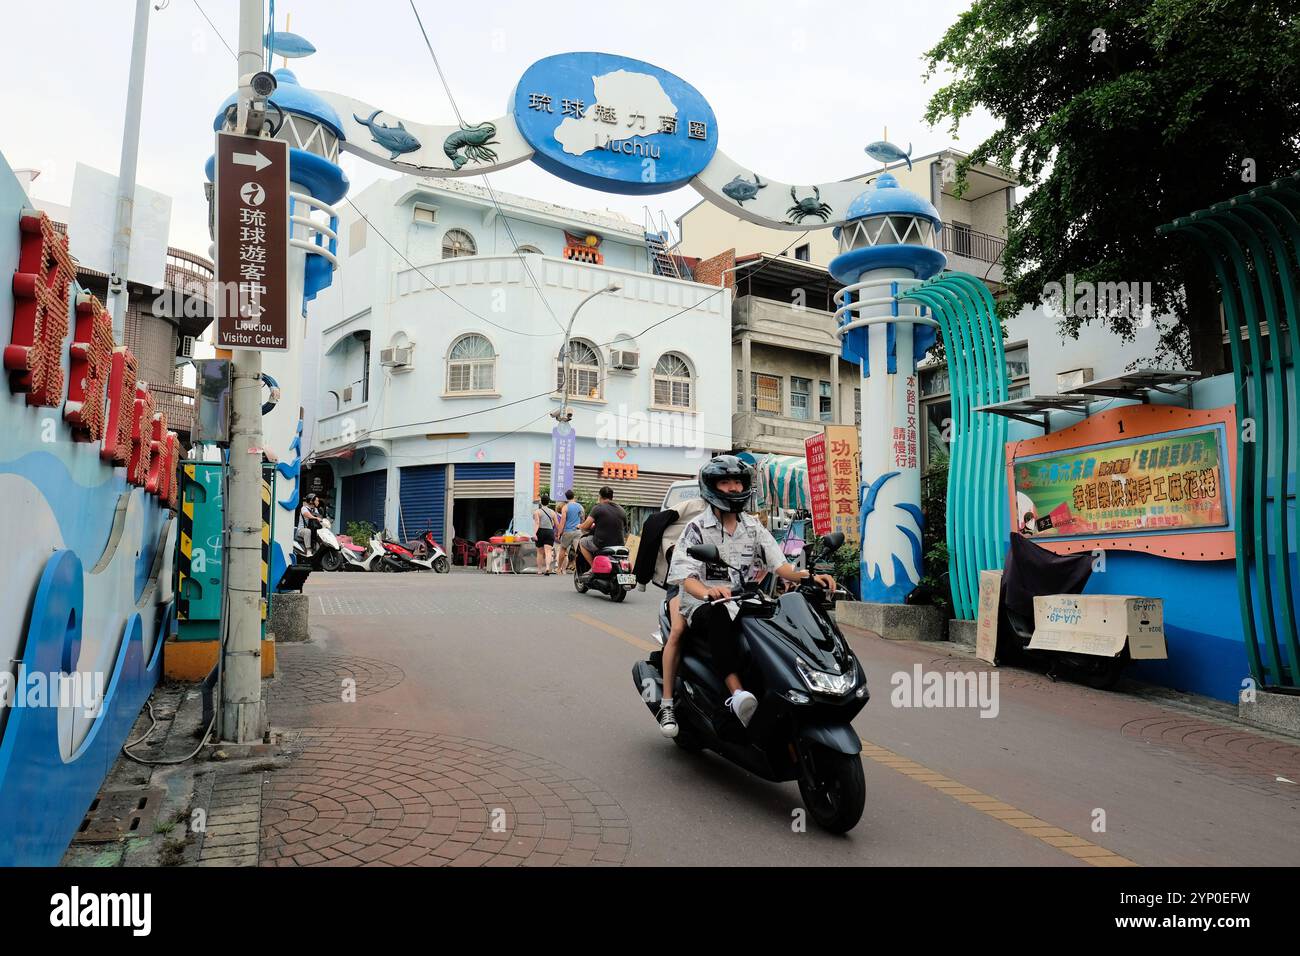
left=796, top=658, right=857, bottom=696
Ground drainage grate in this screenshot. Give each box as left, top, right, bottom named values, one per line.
left=72, top=788, right=168, bottom=843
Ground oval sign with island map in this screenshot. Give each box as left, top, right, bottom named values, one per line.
left=513, top=52, right=719, bottom=195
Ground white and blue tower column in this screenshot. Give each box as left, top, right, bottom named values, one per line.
left=830, top=173, right=946, bottom=603
left=209, top=67, right=348, bottom=589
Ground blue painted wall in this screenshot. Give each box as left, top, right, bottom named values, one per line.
left=0, top=151, right=176, bottom=864
left=1001, top=373, right=1297, bottom=703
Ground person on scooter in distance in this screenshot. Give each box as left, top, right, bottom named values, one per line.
left=299, top=494, right=323, bottom=552
left=660, top=455, right=836, bottom=737
left=576, top=486, right=626, bottom=581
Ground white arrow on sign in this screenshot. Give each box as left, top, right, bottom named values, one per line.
left=232, top=150, right=272, bottom=171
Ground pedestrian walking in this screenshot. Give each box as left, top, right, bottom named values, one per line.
left=533, top=494, right=563, bottom=575
left=556, top=489, right=585, bottom=575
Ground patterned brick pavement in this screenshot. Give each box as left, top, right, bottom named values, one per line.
left=258, top=728, right=631, bottom=867
left=271, top=646, right=405, bottom=713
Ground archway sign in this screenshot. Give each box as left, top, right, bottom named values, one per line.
left=317, top=51, right=859, bottom=228
left=306, top=48, right=1004, bottom=611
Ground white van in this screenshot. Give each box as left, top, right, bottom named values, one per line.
left=661, top=480, right=699, bottom=511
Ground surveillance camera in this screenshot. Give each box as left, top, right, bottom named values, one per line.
left=249, top=70, right=277, bottom=97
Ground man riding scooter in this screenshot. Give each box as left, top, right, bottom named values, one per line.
left=659, top=455, right=835, bottom=737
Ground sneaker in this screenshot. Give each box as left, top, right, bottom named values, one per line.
left=725, top=690, right=758, bottom=727
left=658, top=701, right=679, bottom=738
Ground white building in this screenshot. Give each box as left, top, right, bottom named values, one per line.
left=302, top=175, right=732, bottom=548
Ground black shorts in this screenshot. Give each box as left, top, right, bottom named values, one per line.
left=536, top=528, right=556, bottom=547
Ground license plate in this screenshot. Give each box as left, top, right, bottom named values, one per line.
left=617, top=574, right=636, bottom=586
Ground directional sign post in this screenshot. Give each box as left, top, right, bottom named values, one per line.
left=215, top=131, right=289, bottom=350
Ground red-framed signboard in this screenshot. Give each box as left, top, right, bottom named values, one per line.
left=1005, top=403, right=1237, bottom=561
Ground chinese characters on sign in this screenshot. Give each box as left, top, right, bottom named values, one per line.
left=215, top=132, right=289, bottom=351
left=550, top=423, right=576, bottom=500
left=1012, top=428, right=1227, bottom=538
left=824, top=425, right=861, bottom=548
left=807, top=425, right=861, bottom=547
left=806, top=433, right=830, bottom=537
left=4, top=208, right=179, bottom=509
left=525, top=89, right=706, bottom=157
left=893, top=375, right=919, bottom=470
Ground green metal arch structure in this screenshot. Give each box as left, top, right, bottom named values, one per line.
left=899, top=272, right=1010, bottom=620
left=1160, top=173, right=1300, bottom=689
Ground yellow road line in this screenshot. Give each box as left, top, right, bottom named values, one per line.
left=858, top=738, right=1138, bottom=867
left=570, top=612, right=658, bottom=652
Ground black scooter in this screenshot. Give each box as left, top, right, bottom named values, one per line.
left=632, top=532, right=870, bottom=833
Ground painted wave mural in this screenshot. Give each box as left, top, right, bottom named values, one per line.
left=0, top=150, right=177, bottom=865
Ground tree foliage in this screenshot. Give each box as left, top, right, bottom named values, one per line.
left=923, top=0, right=1300, bottom=371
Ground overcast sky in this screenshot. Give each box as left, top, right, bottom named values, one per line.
left=4, top=0, right=995, bottom=257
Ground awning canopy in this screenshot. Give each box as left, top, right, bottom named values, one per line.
left=747, top=453, right=809, bottom=511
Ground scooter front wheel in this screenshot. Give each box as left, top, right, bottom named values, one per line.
left=320, top=550, right=345, bottom=573
left=433, top=555, right=450, bottom=574
left=798, top=745, right=866, bottom=834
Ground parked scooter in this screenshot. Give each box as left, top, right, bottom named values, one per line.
left=397, top=528, right=450, bottom=573
left=293, top=516, right=348, bottom=572
left=336, top=533, right=385, bottom=572
left=574, top=544, right=634, bottom=602
left=632, top=532, right=869, bottom=833
left=377, top=530, right=436, bottom=572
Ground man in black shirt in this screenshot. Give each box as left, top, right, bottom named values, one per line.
left=577, top=486, right=627, bottom=567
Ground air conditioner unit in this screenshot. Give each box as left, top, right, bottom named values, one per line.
left=180, top=335, right=195, bottom=358
left=610, top=348, right=639, bottom=371
left=380, top=346, right=412, bottom=369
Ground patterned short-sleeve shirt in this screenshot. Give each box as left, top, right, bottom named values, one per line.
left=667, top=508, right=789, bottom=621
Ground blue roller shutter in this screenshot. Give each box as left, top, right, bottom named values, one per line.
left=399, top=464, right=447, bottom=541
left=341, top=469, right=386, bottom=532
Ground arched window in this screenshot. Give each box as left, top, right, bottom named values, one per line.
left=442, top=228, right=477, bottom=259
left=556, top=339, right=602, bottom=399
left=514, top=244, right=542, bottom=255
left=653, top=352, right=693, bottom=409
left=447, top=333, right=496, bottom=393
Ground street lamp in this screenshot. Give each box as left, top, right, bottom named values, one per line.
left=554, top=281, right=621, bottom=422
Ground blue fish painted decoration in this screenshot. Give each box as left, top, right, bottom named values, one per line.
left=264, top=31, right=316, bottom=58
left=353, top=110, right=423, bottom=160
left=864, top=140, right=913, bottom=171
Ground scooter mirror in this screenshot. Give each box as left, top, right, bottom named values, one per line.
left=821, top=532, right=845, bottom=552
left=687, top=543, right=722, bottom=564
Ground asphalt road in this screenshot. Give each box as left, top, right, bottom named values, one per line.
left=275, top=568, right=1300, bottom=866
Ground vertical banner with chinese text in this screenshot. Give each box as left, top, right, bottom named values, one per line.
left=550, top=422, right=576, bottom=500
left=805, top=433, right=829, bottom=535
left=824, top=424, right=861, bottom=548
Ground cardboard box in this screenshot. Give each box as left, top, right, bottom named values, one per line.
left=1029, top=595, right=1167, bottom=659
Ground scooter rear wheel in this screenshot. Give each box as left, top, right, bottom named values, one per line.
left=609, top=585, right=627, bottom=603
left=798, top=745, right=866, bottom=834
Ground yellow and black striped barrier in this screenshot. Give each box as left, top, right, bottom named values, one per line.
left=261, top=475, right=271, bottom=621
left=177, top=463, right=196, bottom=621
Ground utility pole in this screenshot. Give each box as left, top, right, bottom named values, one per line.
left=220, top=0, right=271, bottom=743
left=105, top=0, right=151, bottom=342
